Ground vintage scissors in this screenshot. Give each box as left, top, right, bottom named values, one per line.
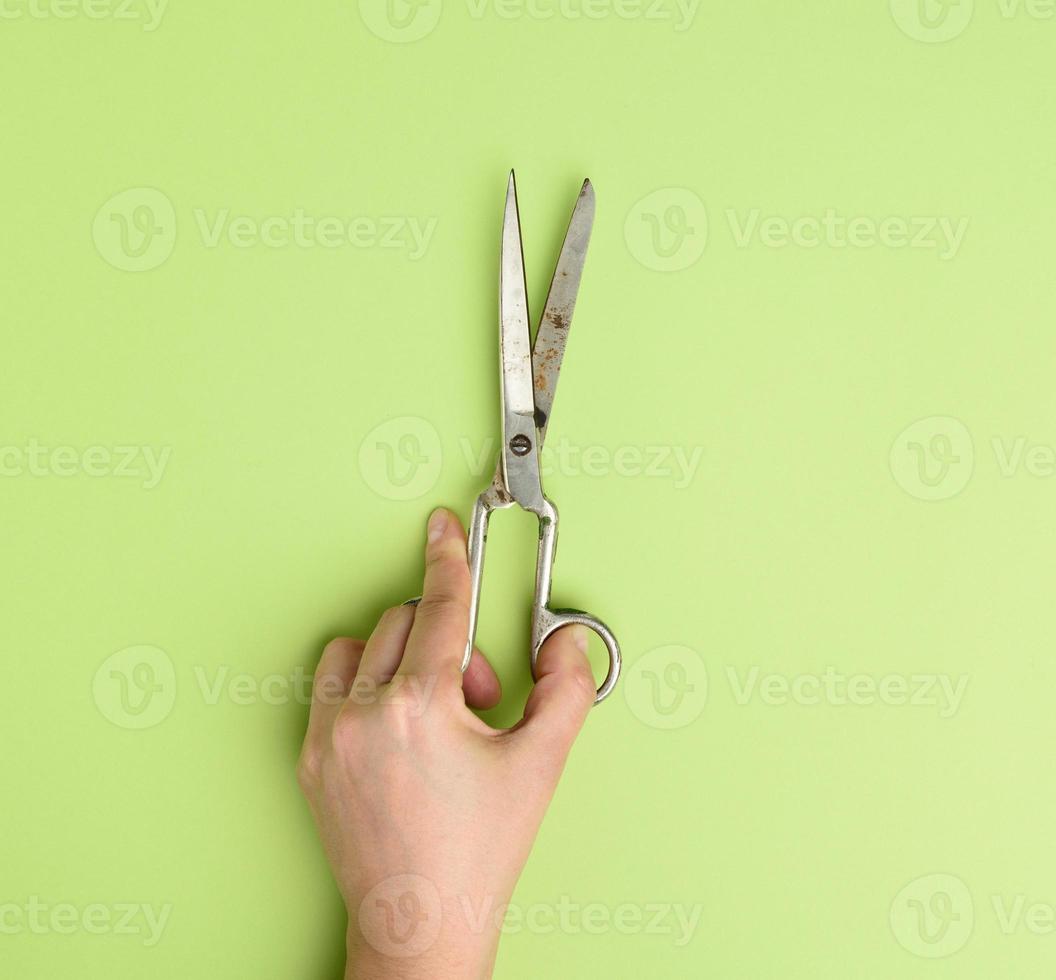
left=409, top=172, right=621, bottom=705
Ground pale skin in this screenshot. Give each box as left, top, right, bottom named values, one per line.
left=297, top=507, right=597, bottom=979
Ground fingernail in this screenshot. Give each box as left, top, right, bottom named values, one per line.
left=427, top=508, right=448, bottom=544
left=571, top=625, right=589, bottom=653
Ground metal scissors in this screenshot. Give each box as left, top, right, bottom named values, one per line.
left=409, top=171, right=621, bottom=705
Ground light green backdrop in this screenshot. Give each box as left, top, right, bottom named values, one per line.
left=3, top=1, right=1055, bottom=976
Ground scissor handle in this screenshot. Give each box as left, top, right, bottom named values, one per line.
left=406, top=491, right=621, bottom=706
left=532, top=606, right=621, bottom=705
left=531, top=502, right=620, bottom=705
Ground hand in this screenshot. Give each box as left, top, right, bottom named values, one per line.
left=297, top=507, right=597, bottom=979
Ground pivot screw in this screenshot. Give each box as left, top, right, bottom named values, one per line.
left=509, top=434, right=532, bottom=457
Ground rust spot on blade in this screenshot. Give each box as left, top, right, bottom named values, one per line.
left=546, top=310, right=568, bottom=329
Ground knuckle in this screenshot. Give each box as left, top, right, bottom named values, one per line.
left=296, top=748, right=322, bottom=790
left=384, top=698, right=420, bottom=738
left=330, top=709, right=360, bottom=749
left=415, top=591, right=470, bottom=623
left=322, top=636, right=363, bottom=660
left=313, top=672, right=346, bottom=706
left=567, top=663, right=598, bottom=706
left=425, top=549, right=470, bottom=581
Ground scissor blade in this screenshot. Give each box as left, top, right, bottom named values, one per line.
left=498, top=170, right=546, bottom=511
left=532, top=178, right=595, bottom=445
left=500, top=171, right=535, bottom=419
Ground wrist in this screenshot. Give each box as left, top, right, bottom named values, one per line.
left=344, top=895, right=500, bottom=980
left=345, top=930, right=497, bottom=980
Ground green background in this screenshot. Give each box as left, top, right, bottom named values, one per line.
left=3, top=0, right=1055, bottom=976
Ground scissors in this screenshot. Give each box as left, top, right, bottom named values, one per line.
left=408, top=171, right=621, bottom=705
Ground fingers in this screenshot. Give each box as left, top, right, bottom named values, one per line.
left=304, top=637, right=365, bottom=743
left=511, top=625, right=595, bottom=761
left=463, top=646, right=501, bottom=710
left=397, top=508, right=471, bottom=684
left=358, top=604, right=416, bottom=683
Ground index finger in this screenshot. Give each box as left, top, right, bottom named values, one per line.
left=396, top=507, right=471, bottom=684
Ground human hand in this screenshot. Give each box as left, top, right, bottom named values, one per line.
left=297, top=507, right=597, bottom=979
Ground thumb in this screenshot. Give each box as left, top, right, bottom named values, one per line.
left=514, top=625, right=597, bottom=761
